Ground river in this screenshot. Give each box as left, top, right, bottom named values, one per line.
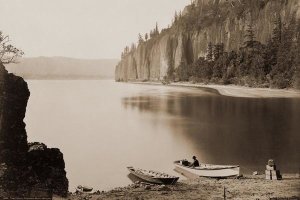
left=25, top=80, right=300, bottom=191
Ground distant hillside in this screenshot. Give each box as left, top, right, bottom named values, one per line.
left=6, top=57, right=119, bottom=79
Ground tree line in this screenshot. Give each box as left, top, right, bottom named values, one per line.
left=121, top=23, right=161, bottom=59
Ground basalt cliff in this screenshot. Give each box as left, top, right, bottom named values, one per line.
left=0, top=63, right=68, bottom=197
left=115, top=0, right=300, bottom=88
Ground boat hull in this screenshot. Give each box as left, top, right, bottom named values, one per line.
left=174, top=161, right=240, bottom=178
left=76, top=185, right=93, bottom=193
left=127, top=167, right=179, bottom=185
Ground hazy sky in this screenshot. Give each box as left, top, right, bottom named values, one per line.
left=0, top=0, right=190, bottom=59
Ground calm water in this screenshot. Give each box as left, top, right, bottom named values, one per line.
left=25, top=80, right=300, bottom=191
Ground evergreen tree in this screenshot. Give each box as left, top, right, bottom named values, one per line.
left=264, top=15, right=283, bottom=74
left=179, top=11, right=182, bottom=19
left=145, top=33, right=148, bottom=41
left=155, top=22, right=159, bottom=35
left=174, top=11, right=178, bottom=23
left=271, top=14, right=297, bottom=88
left=272, top=15, right=282, bottom=45
left=212, top=55, right=226, bottom=79
left=138, top=33, right=144, bottom=44
left=219, top=43, right=224, bottom=56
left=196, top=57, right=212, bottom=80
left=206, top=42, right=213, bottom=61
left=213, top=45, right=218, bottom=60
left=150, top=30, right=154, bottom=38
left=244, top=22, right=255, bottom=48
left=124, top=46, right=129, bottom=54
left=130, top=43, right=136, bottom=52
left=250, top=51, right=266, bottom=82
left=294, top=19, right=300, bottom=88
left=175, top=61, right=189, bottom=81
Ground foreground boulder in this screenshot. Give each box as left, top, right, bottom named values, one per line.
left=0, top=63, right=68, bottom=197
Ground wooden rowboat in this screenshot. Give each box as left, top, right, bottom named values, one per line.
left=76, top=185, right=93, bottom=193
left=174, top=160, right=240, bottom=178
left=127, top=166, right=179, bottom=185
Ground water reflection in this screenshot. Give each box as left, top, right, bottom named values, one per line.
left=25, top=81, right=300, bottom=190
left=122, top=91, right=300, bottom=173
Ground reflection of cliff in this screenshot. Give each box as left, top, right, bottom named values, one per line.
left=116, top=0, right=300, bottom=82
left=0, top=63, right=68, bottom=197
left=122, top=91, right=300, bottom=172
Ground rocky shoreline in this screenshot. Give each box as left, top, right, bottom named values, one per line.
left=63, top=174, right=299, bottom=200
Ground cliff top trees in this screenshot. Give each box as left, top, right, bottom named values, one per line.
left=121, top=46, right=130, bottom=58
left=174, top=11, right=179, bottom=24
left=138, top=33, right=144, bottom=45
left=0, top=31, right=24, bottom=64
left=130, top=43, right=136, bottom=52
left=150, top=23, right=160, bottom=39
left=155, top=22, right=159, bottom=35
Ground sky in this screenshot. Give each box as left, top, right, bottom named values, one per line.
left=0, top=0, right=190, bottom=59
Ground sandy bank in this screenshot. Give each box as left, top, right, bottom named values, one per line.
left=61, top=174, right=299, bottom=200
left=129, top=81, right=300, bottom=98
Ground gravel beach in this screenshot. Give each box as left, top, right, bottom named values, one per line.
left=59, top=174, right=300, bottom=200
left=130, top=82, right=300, bottom=98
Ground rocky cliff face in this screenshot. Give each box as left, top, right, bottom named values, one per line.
left=0, top=63, right=68, bottom=197
left=115, top=0, right=300, bottom=82
left=0, top=63, right=29, bottom=166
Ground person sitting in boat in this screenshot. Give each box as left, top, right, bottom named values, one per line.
left=189, top=156, right=200, bottom=168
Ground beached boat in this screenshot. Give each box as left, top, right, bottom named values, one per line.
left=174, top=160, right=240, bottom=178
left=127, top=166, right=179, bottom=185
left=76, top=185, right=93, bottom=193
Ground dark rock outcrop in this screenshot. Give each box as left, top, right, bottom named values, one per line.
left=0, top=63, right=68, bottom=197
left=0, top=63, right=29, bottom=166
left=26, top=142, right=69, bottom=197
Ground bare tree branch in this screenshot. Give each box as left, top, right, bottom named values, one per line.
left=0, top=31, right=24, bottom=64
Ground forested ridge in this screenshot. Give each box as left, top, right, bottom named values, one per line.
left=117, top=0, right=300, bottom=89
left=173, top=4, right=300, bottom=89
